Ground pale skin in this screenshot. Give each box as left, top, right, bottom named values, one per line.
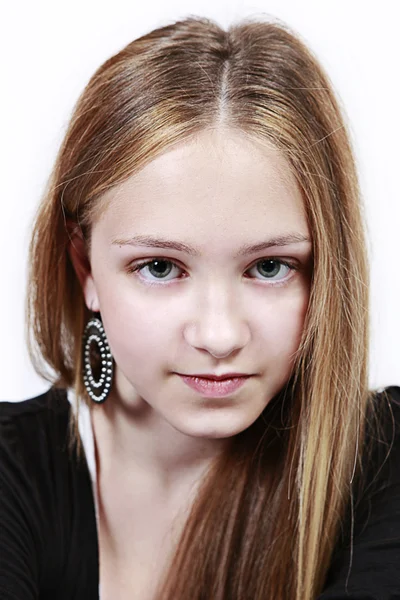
left=68, top=127, right=313, bottom=598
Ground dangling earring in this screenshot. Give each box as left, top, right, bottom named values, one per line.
left=82, top=314, right=114, bottom=403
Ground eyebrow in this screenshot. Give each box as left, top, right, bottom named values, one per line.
left=111, top=233, right=311, bottom=257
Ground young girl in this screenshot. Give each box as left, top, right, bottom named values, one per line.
left=1, top=15, right=399, bottom=600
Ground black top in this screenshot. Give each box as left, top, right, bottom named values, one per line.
left=1, top=386, right=400, bottom=599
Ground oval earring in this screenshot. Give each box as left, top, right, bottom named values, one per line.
left=82, top=315, right=114, bottom=403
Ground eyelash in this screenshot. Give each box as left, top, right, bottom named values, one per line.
left=126, top=257, right=299, bottom=288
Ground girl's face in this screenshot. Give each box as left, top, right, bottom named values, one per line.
left=77, top=128, right=312, bottom=439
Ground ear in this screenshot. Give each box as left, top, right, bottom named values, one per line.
left=66, top=221, right=100, bottom=312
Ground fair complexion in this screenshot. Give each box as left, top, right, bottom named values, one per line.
left=69, top=127, right=312, bottom=584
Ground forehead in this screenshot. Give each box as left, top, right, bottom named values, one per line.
left=95, top=128, right=308, bottom=244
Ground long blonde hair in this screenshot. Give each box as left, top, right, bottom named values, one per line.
left=26, top=15, right=372, bottom=598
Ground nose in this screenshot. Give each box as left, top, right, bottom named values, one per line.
left=183, top=285, right=251, bottom=359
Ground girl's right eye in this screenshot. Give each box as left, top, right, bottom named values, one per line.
left=128, top=259, right=181, bottom=283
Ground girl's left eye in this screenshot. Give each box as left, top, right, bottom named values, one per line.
left=127, top=258, right=298, bottom=286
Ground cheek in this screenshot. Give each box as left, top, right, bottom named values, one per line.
left=259, top=287, right=309, bottom=358
left=98, top=291, right=176, bottom=368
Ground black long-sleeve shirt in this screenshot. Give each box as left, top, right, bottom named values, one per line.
left=1, top=385, right=400, bottom=599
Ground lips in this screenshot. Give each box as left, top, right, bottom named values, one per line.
left=181, top=373, right=249, bottom=381
left=179, top=374, right=250, bottom=397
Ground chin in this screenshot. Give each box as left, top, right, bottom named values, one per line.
left=176, top=411, right=259, bottom=440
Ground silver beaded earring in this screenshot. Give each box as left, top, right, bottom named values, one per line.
left=82, top=315, right=114, bottom=403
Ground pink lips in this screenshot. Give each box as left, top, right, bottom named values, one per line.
left=179, top=374, right=250, bottom=397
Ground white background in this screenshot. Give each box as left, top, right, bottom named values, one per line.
left=1, top=0, right=399, bottom=400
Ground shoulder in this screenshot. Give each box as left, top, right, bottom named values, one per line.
left=363, top=385, right=400, bottom=485
left=0, top=385, right=70, bottom=419
left=0, top=386, right=72, bottom=469
left=369, top=384, right=400, bottom=427
left=351, top=385, right=400, bottom=527
left=0, top=387, right=77, bottom=529
left=320, top=385, right=400, bottom=598
left=0, top=387, right=99, bottom=598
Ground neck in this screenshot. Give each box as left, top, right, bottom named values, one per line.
left=89, top=381, right=230, bottom=493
